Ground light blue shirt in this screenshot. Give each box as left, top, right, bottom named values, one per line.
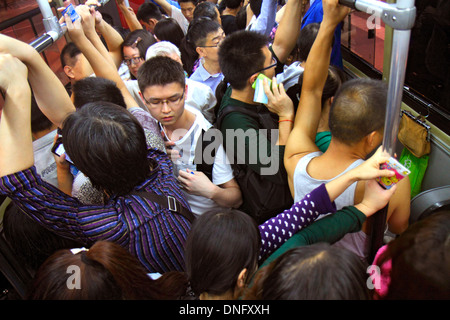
left=189, top=61, right=224, bottom=95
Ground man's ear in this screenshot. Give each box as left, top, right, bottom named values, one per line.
left=249, top=73, right=259, bottom=87
left=365, top=130, right=383, bottom=152
left=64, top=65, right=74, bottom=79
left=196, top=46, right=205, bottom=58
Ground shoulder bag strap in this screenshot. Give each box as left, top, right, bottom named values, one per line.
left=130, top=190, right=196, bottom=223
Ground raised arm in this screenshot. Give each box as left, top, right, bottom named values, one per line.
left=0, top=35, right=75, bottom=128
left=152, top=0, right=173, bottom=17
left=116, top=0, right=144, bottom=31
left=271, top=0, right=304, bottom=63
left=248, top=0, right=277, bottom=37
left=284, top=0, right=350, bottom=184
left=0, top=54, right=33, bottom=177
left=63, top=8, right=138, bottom=109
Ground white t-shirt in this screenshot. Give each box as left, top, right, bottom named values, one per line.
left=161, top=106, right=234, bottom=215
left=171, top=6, right=189, bottom=35
left=33, top=129, right=58, bottom=187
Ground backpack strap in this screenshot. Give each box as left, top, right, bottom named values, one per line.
left=216, top=104, right=278, bottom=134
left=130, top=190, right=195, bottom=223
left=194, top=129, right=216, bottom=181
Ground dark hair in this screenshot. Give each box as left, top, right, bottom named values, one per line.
left=72, top=77, right=126, bottom=110
left=235, top=4, right=248, bottom=30
left=60, top=42, right=81, bottom=68
left=31, top=94, right=53, bottom=133
left=61, top=102, right=150, bottom=196
left=27, top=241, right=189, bottom=300
left=329, top=78, right=387, bottom=145
left=154, top=18, right=185, bottom=48
left=246, top=243, right=371, bottom=300
left=178, top=0, right=199, bottom=5
left=193, top=1, right=219, bottom=21
left=3, top=203, right=83, bottom=272
left=298, top=23, right=321, bottom=62
left=137, top=56, right=186, bottom=93
left=121, top=29, right=157, bottom=60
left=297, top=65, right=347, bottom=108
left=187, top=17, right=222, bottom=47
left=185, top=209, right=261, bottom=297
left=218, top=30, right=268, bottom=90
left=226, top=0, right=244, bottom=9
left=249, top=0, right=262, bottom=17
left=376, top=210, right=450, bottom=300
left=137, top=2, right=163, bottom=22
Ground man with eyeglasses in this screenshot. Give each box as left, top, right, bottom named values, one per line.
left=137, top=56, right=243, bottom=216
left=188, top=18, right=225, bottom=96
left=213, top=0, right=305, bottom=223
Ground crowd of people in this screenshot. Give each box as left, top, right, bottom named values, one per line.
left=0, top=0, right=448, bottom=300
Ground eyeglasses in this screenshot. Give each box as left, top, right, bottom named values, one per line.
left=198, top=32, right=226, bottom=48
left=142, top=89, right=185, bottom=108
left=252, top=57, right=277, bottom=74
left=124, top=56, right=143, bottom=66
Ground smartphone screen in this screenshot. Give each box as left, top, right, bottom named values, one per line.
left=51, top=138, right=74, bottom=164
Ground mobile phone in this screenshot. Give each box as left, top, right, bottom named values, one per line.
left=252, top=73, right=272, bottom=104
left=51, top=137, right=74, bottom=164
left=376, top=157, right=411, bottom=189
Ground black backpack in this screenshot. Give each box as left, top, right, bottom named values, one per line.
left=205, top=104, right=293, bottom=224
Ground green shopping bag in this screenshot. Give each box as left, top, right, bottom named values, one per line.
left=399, top=147, right=429, bottom=198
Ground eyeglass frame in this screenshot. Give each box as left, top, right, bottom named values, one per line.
left=142, top=89, right=186, bottom=108
left=124, top=56, right=144, bottom=66
left=252, top=56, right=277, bottom=75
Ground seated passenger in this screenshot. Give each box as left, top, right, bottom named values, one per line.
left=284, top=0, right=410, bottom=261
left=0, top=17, right=193, bottom=274
left=137, top=56, right=242, bottom=216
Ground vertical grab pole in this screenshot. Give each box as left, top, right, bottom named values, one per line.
left=381, top=0, right=414, bottom=155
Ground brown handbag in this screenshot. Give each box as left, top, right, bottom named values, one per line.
left=398, top=110, right=431, bottom=158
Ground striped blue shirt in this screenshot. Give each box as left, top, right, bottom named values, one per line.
left=0, top=147, right=192, bottom=274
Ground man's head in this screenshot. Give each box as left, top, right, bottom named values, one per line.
left=146, top=41, right=183, bottom=65
left=61, top=102, right=150, bottom=196
left=137, top=56, right=187, bottom=127
left=60, top=42, right=93, bottom=83
left=137, top=2, right=163, bottom=32
left=218, top=30, right=273, bottom=90
left=188, top=18, right=224, bottom=63
left=193, top=1, right=221, bottom=24
left=226, top=0, right=245, bottom=10
left=329, top=78, right=387, bottom=149
left=179, top=0, right=199, bottom=22
left=72, top=77, right=126, bottom=110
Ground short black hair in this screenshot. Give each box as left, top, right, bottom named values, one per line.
left=218, top=30, right=268, bottom=90
left=187, top=17, right=222, bottom=47
left=226, top=0, right=244, bottom=9
left=178, top=0, right=199, bottom=5
left=72, top=77, right=126, bottom=110
left=329, top=78, right=387, bottom=145
left=62, top=102, right=150, bottom=196
left=137, top=56, right=186, bottom=93
left=193, top=1, right=219, bottom=21
left=60, top=42, right=81, bottom=68
left=137, top=2, right=163, bottom=22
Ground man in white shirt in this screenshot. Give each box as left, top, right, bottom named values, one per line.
left=137, top=56, right=242, bottom=216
